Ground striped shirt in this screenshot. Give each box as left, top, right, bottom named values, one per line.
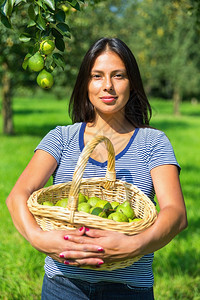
left=35, top=122, right=180, bottom=287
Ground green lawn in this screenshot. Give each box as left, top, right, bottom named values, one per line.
left=0, top=95, right=199, bottom=299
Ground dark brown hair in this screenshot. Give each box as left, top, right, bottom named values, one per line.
left=69, top=37, right=152, bottom=127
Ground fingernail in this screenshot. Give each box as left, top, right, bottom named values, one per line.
left=79, top=226, right=84, bottom=231
left=64, top=236, right=69, bottom=240
left=64, top=260, right=70, bottom=265
left=97, top=247, right=104, bottom=252
left=98, top=261, right=104, bottom=265
left=85, top=228, right=90, bottom=231
left=59, top=254, right=65, bottom=258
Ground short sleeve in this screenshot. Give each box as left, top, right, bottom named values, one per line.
left=148, top=131, right=181, bottom=172
left=35, top=126, right=64, bottom=163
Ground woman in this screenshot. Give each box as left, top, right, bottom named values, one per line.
left=6, top=37, right=187, bottom=300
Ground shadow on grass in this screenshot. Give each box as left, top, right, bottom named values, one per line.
left=14, top=122, right=72, bottom=137
left=150, top=119, right=192, bottom=132
left=14, top=108, right=68, bottom=115
left=14, top=109, right=46, bottom=115
left=182, top=111, right=200, bottom=117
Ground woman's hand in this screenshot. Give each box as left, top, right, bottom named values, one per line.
left=33, top=227, right=105, bottom=267
left=61, top=228, right=140, bottom=265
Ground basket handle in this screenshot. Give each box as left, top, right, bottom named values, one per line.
left=67, top=135, right=116, bottom=223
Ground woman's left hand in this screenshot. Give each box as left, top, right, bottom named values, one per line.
left=61, top=228, right=140, bottom=266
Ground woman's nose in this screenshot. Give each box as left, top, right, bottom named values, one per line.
left=103, top=76, right=113, bottom=91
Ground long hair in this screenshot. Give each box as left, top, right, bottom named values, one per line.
left=69, top=37, right=152, bottom=127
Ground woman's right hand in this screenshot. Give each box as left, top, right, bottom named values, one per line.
left=31, top=227, right=105, bottom=266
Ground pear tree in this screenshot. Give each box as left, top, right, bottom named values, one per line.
left=0, top=0, right=104, bottom=89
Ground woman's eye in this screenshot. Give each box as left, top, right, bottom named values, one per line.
left=92, top=74, right=101, bottom=79
left=114, top=74, right=123, bottom=78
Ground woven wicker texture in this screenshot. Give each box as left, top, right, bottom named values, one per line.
left=28, top=135, right=157, bottom=270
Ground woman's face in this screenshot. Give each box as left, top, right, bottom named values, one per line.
left=88, top=51, right=130, bottom=117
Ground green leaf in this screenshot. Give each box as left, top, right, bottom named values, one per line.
left=45, top=55, right=54, bottom=69
left=1, top=0, right=15, bottom=17
left=28, top=4, right=36, bottom=20
left=35, top=0, right=43, bottom=8
left=15, top=0, right=26, bottom=5
left=56, top=22, right=70, bottom=37
left=52, top=52, right=65, bottom=70
left=55, top=37, right=65, bottom=52
left=55, top=9, right=65, bottom=22
left=51, top=27, right=63, bottom=39
left=0, top=13, right=11, bottom=28
left=36, top=13, right=46, bottom=30
left=33, top=42, right=40, bottom=52
left=19, top=33, right=31, bottom=42
left=22, top=53, right=32, bottom=70
left=27, top=19, right=36, bottom=27
left=45, top=13, right=55, bottom=23
left=66, top=0, right=80, bottom=11
left=43, top=0, right=55, bottom=10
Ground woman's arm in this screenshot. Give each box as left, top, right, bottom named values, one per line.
left=63, top=164, right=188, bottom=264
left=6, top=150, right=104, bottom=265
left=6, top=150, right=57, bottom=242
left=136, top=164, right=188, bottom=255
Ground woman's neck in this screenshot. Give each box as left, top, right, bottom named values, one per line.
left=87, top=111, right=135, bottom=135
left=84, top=113, right=135, bottom=162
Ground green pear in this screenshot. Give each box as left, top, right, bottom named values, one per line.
left=108, top=212, right=128, bottom=222
left=42, top=201, right=53, bottom=206
left=116, top=202, right=135, bottom=219
left=90, top=207, right=107, bottom=218
left=87, top=196, right=100, bottom=207
left=37, top=69, right=54, bottom=89
left=78, top=202, right=91, bottom=213
left=55, top=198, right=68, bottom=208
left=40, top=39, right=55, bottom=55
left=129, top=218, right=142, bottom=222
left=78, top=193, right=87, bottom=203
left=110, top=201, right=119, bottom=210
left=95, top=200, right=112, bottom=210
left=120, top=200, right=131, bottom=207
left=28, top=52, right=44, bottom=72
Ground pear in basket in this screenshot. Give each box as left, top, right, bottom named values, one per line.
left=78, top=202, right=91, bottom=213
left=108, top=212, right=128, bottom=222
left=116, top=201, right=135, bottom=219
left=110, top=201, right=120, bottom=210
left=87, top=196, right=101, bottom=207
left=78, top=193, right=87, bottom=203
left=94, top=200, right=112, bottom=210
left=55, top=198, right=68, bottom=208
left=42, top=201, right=53, bottom=206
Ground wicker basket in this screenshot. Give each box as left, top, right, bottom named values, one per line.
left=28, top=135, right=157, bottom=270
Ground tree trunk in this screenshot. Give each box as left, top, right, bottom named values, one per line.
left=2, top=63, right=14, bottom=135
left=173, top=86, right=181, bottom=116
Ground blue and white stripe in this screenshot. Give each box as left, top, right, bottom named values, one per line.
left=35, top=122, right=180, bottom=287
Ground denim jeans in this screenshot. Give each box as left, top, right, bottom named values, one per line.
left=41, top=274, right=154, bottom=300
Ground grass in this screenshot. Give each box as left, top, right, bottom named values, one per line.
left=0, top=95, right=200, bottom=299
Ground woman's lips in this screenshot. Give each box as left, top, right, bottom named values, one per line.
left=100, top=96, right=117, bottom=103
